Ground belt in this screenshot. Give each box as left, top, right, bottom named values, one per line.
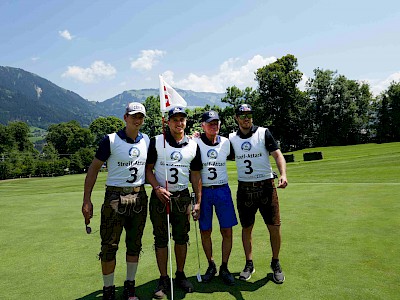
left=203, top=184, right=228, bottom=189
left=170, top=188, right=189, bottom=196
left=106, top=185, right=144, bottom=193
left=238, top=179, right=273, bottom=187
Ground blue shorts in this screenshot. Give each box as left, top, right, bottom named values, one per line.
left=199, top=184, right=238, bottom=231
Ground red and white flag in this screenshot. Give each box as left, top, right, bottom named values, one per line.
left=159, top=75, right=187, bottom=113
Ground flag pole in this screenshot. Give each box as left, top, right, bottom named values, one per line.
left=159, top=74, right=187, bottom=300
left=162, top=111, right=174, bottom=300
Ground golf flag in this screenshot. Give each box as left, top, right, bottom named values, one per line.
left=159, top=75, right=187, bottom=113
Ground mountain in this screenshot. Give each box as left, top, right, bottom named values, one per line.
left=0, top=66, right=226, bottom=128
left=0, top=66, right=99, bottom=128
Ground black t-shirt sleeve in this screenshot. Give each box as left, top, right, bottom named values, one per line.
left=190, top=145, right=203, bottom=171
left=227, top=142, right=235, bottom=160
left=146, top=137, right=157, bottom=165
left=95, top=135, right=110, bottom=162
left=265, top=128, right=279, bottom=152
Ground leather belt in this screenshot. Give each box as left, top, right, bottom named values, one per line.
left=106, top=185, right=144, bottom=193
left=203, top=184, right=228, bottom=189
left=238, top=179, right=273, bottom=187
left=170, top=188, right=189, bottom=197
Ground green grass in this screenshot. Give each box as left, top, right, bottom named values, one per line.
left=0, top=143, right=399, bottom=299
left=29, top=126, right=47, bottom=143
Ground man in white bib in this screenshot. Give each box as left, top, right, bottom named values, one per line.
left=229, top=104, right=288, bottom=284
left=194, top=110, right=238, bottom=286
left=146, top=106, right=202, bottom=299
left=82, top=102, right=149, bottom=300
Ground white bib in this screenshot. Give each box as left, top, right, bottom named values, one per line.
left=195, top=136, right=230, bottom=186
left=106, top=132, right=150, bottom=187
left=154, top=134, right=198, bottom=192
left=229, top=127, right=273, bottom=182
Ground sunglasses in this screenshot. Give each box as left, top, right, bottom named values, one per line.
left=238, top=114, right=253, bottom=120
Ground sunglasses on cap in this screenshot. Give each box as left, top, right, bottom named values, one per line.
left=238, top=114, right=253, bottom=120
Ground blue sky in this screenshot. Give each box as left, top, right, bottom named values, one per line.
left=1, top=0, right=400, bottom=102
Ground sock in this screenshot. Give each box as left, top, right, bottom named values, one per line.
left=209, top=260, right=216, bottom=267
left=103, top=272, right=114, bottom=287
left=246, top=259, right=253, bottom=266
left=126, top=262, right=138, bottom=281
left=271, top=258, right=279, bottom=266
left=220, top=262, right=228, bottom=270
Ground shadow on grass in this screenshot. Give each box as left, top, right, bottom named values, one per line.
left=76, top=272, right=273, bottom=300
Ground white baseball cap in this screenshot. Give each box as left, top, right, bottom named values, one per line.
left=125, top=102, right=146, bottom=116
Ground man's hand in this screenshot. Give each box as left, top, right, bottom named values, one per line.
left=154, top=186, right=171, bottom=204
left=190, top=131, right=200, bottom=138
left=277, top=176, right=288, bottom=189
left=82, top=200, right=93, bottom=225
left=191, top=203, right=200, bottom=221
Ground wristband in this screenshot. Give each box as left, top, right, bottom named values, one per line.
left=154, top=185, right=162, bottom=191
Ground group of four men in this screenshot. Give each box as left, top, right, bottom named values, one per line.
left=82, top=102, right=288, bottom=300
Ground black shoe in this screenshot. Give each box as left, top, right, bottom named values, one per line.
left=102, top=285, right=116, bottom=300
left=219, top=267, right=235, bottom=286
left=202, top=262, right=217, bottom=283
left=239, top=261, right=255, bottom=281
left=153, top=276, right=171, bottom=299
left=271, top=260, right=285, bottom=284
left=175, top=271, right=194, bottom=293
left=123, top=280, right=139, bottom=300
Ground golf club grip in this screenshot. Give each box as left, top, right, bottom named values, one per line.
left=191, top=192, right=196, bottom=208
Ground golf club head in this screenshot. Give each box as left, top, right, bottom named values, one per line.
left=197, top=272, right=202, bottom=282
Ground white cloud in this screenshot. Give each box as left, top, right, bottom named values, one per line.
left=31, top=57, right=39, bottom=62
left=167, top=55, right=277, bottom=93
left=161, top=70, right=175, bottom=85
left=298, top=74, right=309, bottom=92
left=131, top=49, right=166, bottom=71
left=58, top=30, right=74, bottom=40
left=366, top=72, right=400, bottom=96
left=62, top=61, right=117, bottom=83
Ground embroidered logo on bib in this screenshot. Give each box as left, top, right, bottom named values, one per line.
left=207, top=149, right=218, bottom=159
left=170, top=151, right=183, bottom=162
left=241, top=142, right=252, bottom=151
left=129, top=147, right=140, bottom=158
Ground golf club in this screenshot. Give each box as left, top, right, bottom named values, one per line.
left=191, top=193, right=202, bottom=282
left=85, top=224, right=92, bottom=234
left=166, top=200, right=174, bottom=299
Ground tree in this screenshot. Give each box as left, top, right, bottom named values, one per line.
left=255, top=54, right=306, bottom=151
left=222, top=86, right=245, bottom=106
left=46, top=121, right=93, bottom=156
left=376, top=81, right=400, bottom=142
left=41, top=143, right=59, bottom=160
left=7, top=121, right=34, bottom=152
left=306, top=69, right=373, bottom=146
left=89, top=116, right=124, bottom=146
left=76, top=147, right=95, bottom=171
left=69, top=152, right=84, bottom=174
left=0, top=124, right=15, bottom=154
left=66, top=127, right=93, bottom=154
left=219, top=106, right=237, bottom=137
left=141, top=96, right=163, bottom=138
